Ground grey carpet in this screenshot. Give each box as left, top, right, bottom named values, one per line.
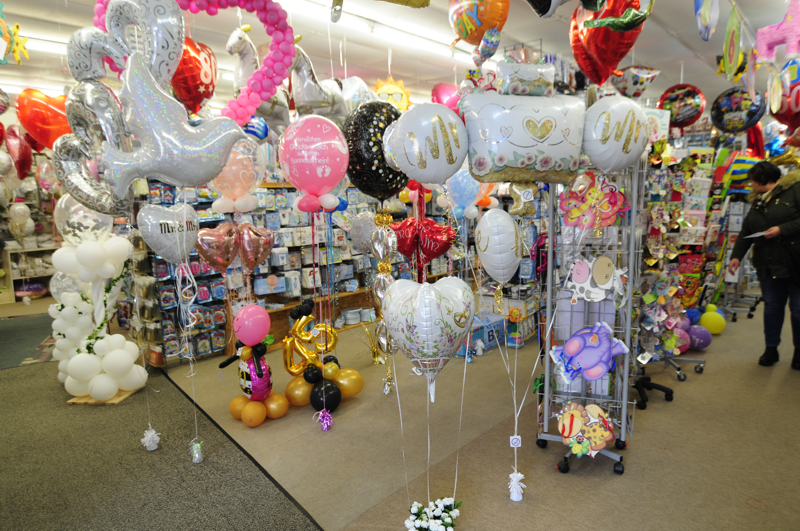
left=0, top=363, right=321, bottom=531
left=0, top=314, right=55, bottom=369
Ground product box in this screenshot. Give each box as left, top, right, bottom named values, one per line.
left=294, top=226, right=313, bottom=246
left=264, top=212, right=281, bottom=231
left=254, top=275, right=286, bottom=295
left=276, top=228, right=295, bottom=247
left=270, top=247, right=289, bottom=267
left=284, top=271, right=302, bottom=297
left=478, top=290, right=537, bottom=318
left=729, top=214, right=744, bottom=233
left=278, top=208, right=292, bottom=226
left=456, top=311, right=506, bottom=357
left=301, top=266, right=321, bottom=288
left=332, top=228, right=346, bottom=246
left=287, top=252, right=302, bottom=270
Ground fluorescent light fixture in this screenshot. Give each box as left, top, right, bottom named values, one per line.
left=24, top=38, right=67, bottom=56
left=220, top=71, right=235, bottom=81
left=0, top=78, right=69, bottom=97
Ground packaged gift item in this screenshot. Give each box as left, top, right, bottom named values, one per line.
left=162, top=317, right=176, bottom=336
left=212, top=305, right=227, bottom=326
left=211, top=330, right=227, bottom=351
left=210, top=279, right=227, bottom=300
left=153, top=257, right=171, bottom=280
left=159, top=285, right=178, bottom=310
left=196, top=281, right=211, bottom=302
left=163, top=334, right=180, bottom=357
left=195, top=333, right=212, bottom=356
left=189, top=255, right=202, bottom=275
left=161, top=184, right=175, bottom=205
left=203, top=307, right=215, bottom=329
left=284, top=271, right=302, bottom=297
left=301, top=266, right=321, bottom=288
left=149, top=182, right=163, bottom=204
left=270, top=247, right=289, bottom=267
left=496, top=63, right=556, bottom=96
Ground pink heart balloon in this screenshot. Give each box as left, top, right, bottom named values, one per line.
left=431, top=83, right=461, bottom=113
left=195, top=222, right=240, bottom=273
left=238, top=223, right=274, bottom=272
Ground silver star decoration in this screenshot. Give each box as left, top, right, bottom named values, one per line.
left=103, top=53, right=246, bottom=198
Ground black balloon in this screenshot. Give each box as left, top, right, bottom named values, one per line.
left=235, top=340, right=244, bottom=349
left=252, top=343, right=267, bottom=356
left=343, top=101, right=408, bottom=202
left=323, top=355, right=339, bottom=367
left=303, top=365, right=322, bottom=384
left=710, top=88, right=766, bottom=134
left=289, top=308, right=300, bottom=320
left=524, top=0, right=602, bottom=17
left=310, top=379, right=342, bottom=412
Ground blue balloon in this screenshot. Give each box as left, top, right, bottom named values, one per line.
left=717, top=309, right=725, bottom=317
left=685, top=309, right=702, bottom=325
left=336, top=198, right=348, bottom=211
left=243, top=117, right=268, bottom=140
left=447, top=170, right=480, bottom=208
left=453, top=206, right=464, bottom=219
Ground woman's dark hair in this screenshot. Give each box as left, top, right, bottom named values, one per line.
left=749, top=160, right=782, bottom=185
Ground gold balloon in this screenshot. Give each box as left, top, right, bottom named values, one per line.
left=424, top=192, right=432, bottom=202
left=323, top=361, right=340, bottom=380
left=240, top=346, right=252, bottom=361
left=263, top=392, right=289, bottom=419
left=282, top=314, right=338, bottom=376
left=285, top=375, right=314, bottom=407
left=399, top=189, right=411, bottom=203
left=229, top=395, right=250, bottom=420
left=241, top=400, right=267, bottom=427
left=334, top=368, right=364, bottom=397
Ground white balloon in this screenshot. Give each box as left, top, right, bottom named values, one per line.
left=65, top=326, right=85, bottom=342
left=64, top=376, right=90, bottom=397
left=78, top=268, right=99, bottom=283
left=62, top=292, right=82, bottom=307
left=583, top=95, right=648, bottom=173
left=136, top=204, right=199, bottom=264
left=67, top=348, right=79, bottom=359
left=488, top=197, right=500, bottom=209
left=117, top=364, right=148, bottom=391
left=234, top=195, right=259, bottom=213
left=48, top=305, right=61, bottom=319
left=76, top=241, right=108, bottom=269
left=97, top=262, right=117, bottom=279
left=88, top=374, right=119, bottom=401
left=52, top=348, right=67, bottom=361
left=108, top=334, right=127, bottom=350
left=60, top=307, right=79, bottom=323
left=52, top=319, right=70, bottom=334
left=93, top=338, right=112, bottom=357
left=124, top=342, right=141, bottom=361
left=55, top=338, right=75, bottom=352
left=58, top=359, right=71, bottom=373
left=57, top=371, right=68, bottom=383
left=104, top=236, right=133, bottom=264
left=475, top=209, right=523, bottom=285
left=67, top=353, right=103, bottom=381
left=318, top=193, right=339, bottom=210
left=75, top=315, right=94, bottom=331
left=383, top=103, right=468, bottom=184
left=78, top=301, right=94, bottom=313
left=52, top=247, right=81, bottom=275
left=212, top=197, right=235, bottom=213
left=436, top=194, right=451, bottom=208
left=103, top=349, right=135, bottom=378
left=464, top=206, right=479, bottom=219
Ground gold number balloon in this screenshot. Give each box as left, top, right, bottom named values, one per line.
left=282, top=314, right=338, bottom=376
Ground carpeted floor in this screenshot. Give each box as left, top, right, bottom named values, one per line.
left=0, top=364, right=321, bottom=531
left=0, top=313, right=57, bottom=369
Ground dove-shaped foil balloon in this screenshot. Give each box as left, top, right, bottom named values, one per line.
left=102, top=53, right=247, bottom=198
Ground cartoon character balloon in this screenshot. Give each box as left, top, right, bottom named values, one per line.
left=448, top=0, right=509, bottom=46
left=710, top=87, right=766, bottom=134
left=551, top=322, right=629, bottom=382
left=374, top=76, right=412, bottom=112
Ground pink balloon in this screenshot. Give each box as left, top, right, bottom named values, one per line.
left=431, top=82, right=461, bottom=113
left=675, top=328, right=690, bottom=353
left=278, top=115, right=349, bottom=196
left=213, top=149, right=257, bottom=200
left=297, top=194, right=321, bottom=212
left=233, top=304, right=271, bottom=347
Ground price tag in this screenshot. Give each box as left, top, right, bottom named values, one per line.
left=520, top=188, right=535, bottom=203
left=509, top=436, right=522, bottom=448
left=637, top=352, right=653, bottom=364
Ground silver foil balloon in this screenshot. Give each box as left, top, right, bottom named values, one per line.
left=53, top=193, right=114, bottom=246
left=291, top=45, right=349, bottom=127
left=136, top=204, right=199, bottom=264
left=373, top=273, right=395, bottom=306
left=103, top=53, right=246, bottom=198
left=370, top=227, right=397, bottom=261
left=350, top=212, right=377, bottom=255
left=67, top=26, right=127, bottom=82
left=0, top=88, right=10, bottom=115
left=66, top=81, right=131, bottom=154
left=50, top=272, right=81, bottom=304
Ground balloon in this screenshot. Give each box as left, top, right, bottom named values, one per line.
left=282, top=315, right=337, bottom=376
left=341, top=76, right=380, bottom=113
left=136, top=204, right=199, bottom=265
left=25, top=133, right=46, bottom=154
left=695, top=0, right=720, bottom=41
left=303, top=365, right=323, bottom=384
left=102, top=53, right=247, bottom=200
left=472, top=27, right=502, bottom=67
left=722, top=8, right=741, bottom=81
left=0, top=88, right=9, bottom=114
left=685, top=308, right=702, bottom=325
left=309, top=379, right=342, bottom=412
left=524, top=0, right=573, bottom=18
left=211, top=138, right=264, bottom=202
left=431, top=83, right=461, bottom=114
left=334, top=368, right=364, bottom=397
left=448, top=0, right=509, bottom=46
left=285, top=375, right=314, bottom=407
left=391, top=218, right=419, bottom=260
left=102, top=349, right=134, bottom=378
left=699, top=312, right=726, bottom=335
left=609, top=66, right=660, bottom=99
left=238, top=356, right=273, bottom=401
left=233, top=305, right=271, bottom=347
left=770, top=59, right=800, bottom=131
left=460, top=93, right=585, bottom=184
left=291, top=45, right=350, bottom=126
left=570, top=9, right=611, bottom=86
left=475, top=209, right=523, bottom=285
left=36, top=160, right=59, bottom=192
left=344, top=101, right=408, bottom=201
left=67, top=353, right=102, bottom=381
left=4, top=125, right=32, bottom=178
left=65, top=376, right=90, bottom=397
left=705, top=304, right=716, bottom=313
left=688, top=324, right=713, bottom=349
left=54, top=194, right=114, bottom=246
left=238, top=223, right=274, bottom=272
left=710, top=88, right=766, bottom=134
left=195, top=222, right=240, bottom=273
left=263, top=392, right=289, bottom=419
left=279, top=115, right=348, bottom=197
left=350, top=212, right=378, bottom=255
left=658, top=84, right=706, bottom=129
left=383, top=103, right=468, bottom=185
left=117, top=365, right=148, bottom=391
left=297, top=194, right=321, bottom=212
left=675, top=318, right=691, bottom=331
left=171, top=37, right=217, bottom=114
left=241, top=400, right=267, bottom=427
left=496, top=63, right=556, bottom=96
left=88, top=373, right=119, bottom=401
left=229, top=395, right=250, bottom=419
left=551, top=322, right=629, bottom=381
left=49, top=272, right=80, bottom=303
left=383, top=277, right=476, bottom=402
left=322, top=361, right=340, bottom=380
left=15, top=89, right=71, bottom=150
left=583, top=96, right=649, bottom=173
left=243, top=117, right=268, bottom=141
left=374, top=76, right=413, bottom=112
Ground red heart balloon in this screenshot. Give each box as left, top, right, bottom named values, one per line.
left=24, top=133, right=46, bottom=153
left=4, top=125, right=32, bottom=177
left=570, top=9, right=612, bottom=85
left=15, top=89, right=71, bottom=150
left=195, top=222, right=240, bottom=274
left=390, top=217, right=419, bottom=260
left=0, top=123, right=4, bottom=148
left=171, top=37, right=218, bottom=115
left=575, top=0, right=645, bottom=84
left=418, top=218, right=455, bottom=265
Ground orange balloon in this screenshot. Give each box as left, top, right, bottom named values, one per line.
left=212, top=149, right=256, bottom=201
left=448, top=0, right=509, bottom=46
left=477, top=196, right=492, bottom=207
left=263, top=392, right=289, bottom=419
left=15, top=89, right=71, bottom=150
left=285, top=375, right=313, bottom=407
left=229, top=395, right=251, bottom=420
left=241, top=400, right=268, bottom=427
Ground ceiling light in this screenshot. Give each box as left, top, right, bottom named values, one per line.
left=220, top=71, right=235, bottom=81
left=0, top=79, right=68, bottom=97
left=24, top=38, right=67, bottom=56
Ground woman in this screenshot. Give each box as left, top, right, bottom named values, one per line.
left=729, top=160, right=800, bottom=369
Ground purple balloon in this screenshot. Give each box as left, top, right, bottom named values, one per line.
left=675, top=317, right=691, bottom=331
left=688, top=325, right=713, bottom=350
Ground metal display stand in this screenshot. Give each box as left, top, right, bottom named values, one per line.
left=535, top=165, right=641, bottom=475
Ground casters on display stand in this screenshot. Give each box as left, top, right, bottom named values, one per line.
left=694, top=364, right=704, bottom=374
left=536, top=438, right=548, bottom=449
left=615, top=439, right=626, bottom=450
left=614, top=462, right=625, bottom=475
left=557, top=460, right=569, bottom=474
left=677, top=371, right=687, bottom=382
left=635, top=375, right=674, bottom=409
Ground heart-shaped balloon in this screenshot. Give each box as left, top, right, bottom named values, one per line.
left=431, top=83, right=461, bottom=114
left=171, top=36, right=217, bottom=115
left=24, top=133, right=46, bottom=153
left=418, top=218, right=456, bottom=265
left=238, top=223, right=274, bottom=271
left=195, top=222, right=240, bottom=273
left=475, top=209, right=522, bottom=285
left=390, top=217, right=420, bottom=260
left=383, top=277, right=475, bottom=402
left=15, top=89, right=72, bottom=150
left=136, top=204, right=199, bottom=265
left=610, top=66, right=660, bottom=99
left=570, top=10, right=611, bottom=85
left=4, top=125, right=32, bottom=178
left=576, top=0, right=647, bottom=83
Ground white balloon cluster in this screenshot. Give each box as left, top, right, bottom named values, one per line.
left=51, top=236, right=132, bottom=283
left=50, top=292, right=95, bottom=366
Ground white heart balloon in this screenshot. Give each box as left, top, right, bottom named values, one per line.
left=136, top=204, right=199, bottom=264
left=383, top=277, right=475, bottom=401
left=475, top=209, right=523, bottom=285
left=583, top=95, right=649, bottom=173
left=349, top=212, right=377, bottom=255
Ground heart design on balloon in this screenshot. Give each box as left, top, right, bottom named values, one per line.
left=383, top=277, right=475, bottom=401
left=195, top=222, right=240, bottom=274
left=4, top=125, right=32, bottom=178
left=500, top=126, right=513, bottom=139
left=136, top=204, right=199, bottom=265
left=238, top=223, right=274, bottom=272
left=524, top=117, right=555, bottom=141
left=171, top=36, right=218, bottom=115
left=390, top=218, right=455, bottom=265
left=15, top=89, right=72, bottom=150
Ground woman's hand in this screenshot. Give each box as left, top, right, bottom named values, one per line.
left=765, top=226, right=782, bottom=239
left=728, top=258, right=740, bottom=275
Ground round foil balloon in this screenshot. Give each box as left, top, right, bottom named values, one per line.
left=54, top=194, right=114, bottom=246
left=583, top=96, right=649, bottom=173
left=448, top=0, right=509, bottom=46
left=15, top=89, right=72, bottom=150
left=475, top=209, right=522, bottom=285
left=171, top=36, right=218, bottom=115
left=350, top=212, right=377, bottom=255
left=344, top=101, right=408, bottom=201
left=431, top=83, right=460, bottom=114
left=239, top=357, right=273, bottom=401
left=383, top=103, right=467, bottom=185
left=279, top=115, right=348, bottom=197
left=710, top=88, right=766, bottom=134
left=609, top=66, right=660, bottom=99
left=49, top=272, right=80, bottom=304
left=36, top=160, right=60, bottom=192
left=772, top=59, right=800, bottom=131
left=658, top=84, right=706, bottom=128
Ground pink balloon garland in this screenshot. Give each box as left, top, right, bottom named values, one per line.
left=93, top=0, right=295, bottom=126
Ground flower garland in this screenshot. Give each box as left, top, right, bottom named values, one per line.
left=405, top=498, right=462, bottom=530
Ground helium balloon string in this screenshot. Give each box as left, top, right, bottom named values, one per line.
left=343, top=35, right=347, bottom=79
left=452, top=328, right=470, bottom=500
left=392, top=352, right=411, bottom=507
left=327, top=19, right=335, bottom=81
left=426, top=378, right=431, bottom=508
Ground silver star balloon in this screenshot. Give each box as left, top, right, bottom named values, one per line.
left=103, top=53, right=247, bottom=198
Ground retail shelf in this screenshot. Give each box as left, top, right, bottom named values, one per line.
left=260, top=182, right=295, bottom=189
left=7, top=247, right=58, bottom=253
left=12, top=273, right=55, bottom=280
left=264, top=288, right=368, bottom=313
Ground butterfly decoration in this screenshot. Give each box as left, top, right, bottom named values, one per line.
left=558, top=172, right=630, bottom=229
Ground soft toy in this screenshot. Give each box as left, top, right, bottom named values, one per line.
left=550, top=322, right=629, bottom=382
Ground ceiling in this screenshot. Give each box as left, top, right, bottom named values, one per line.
left=0, top=0, right=794, bottom=126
